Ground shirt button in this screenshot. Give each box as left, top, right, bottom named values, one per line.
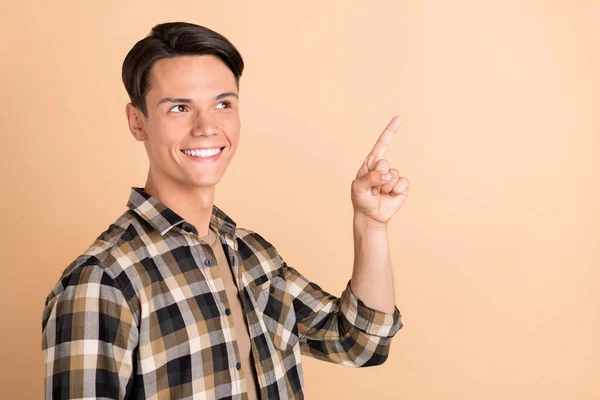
left=204, top=259, right=212, bottom=266
left=236, top=362, right=241, bottom=370
left=225, top=308, right=231, bottom=316
left=183, top=224, right=192, bottom=232
left=269, top=286, right=275, bottom=294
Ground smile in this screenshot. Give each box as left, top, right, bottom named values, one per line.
left=180, top=147, right=225, bottom=163
left=181, top=146, right=225, bottom=158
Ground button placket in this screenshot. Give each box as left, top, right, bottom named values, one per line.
left=186, top=236, right=226, bottom=321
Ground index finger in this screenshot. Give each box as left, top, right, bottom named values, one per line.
left=367, top=116, right=402, bottom=166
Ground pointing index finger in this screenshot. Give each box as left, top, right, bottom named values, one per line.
left=367, top=116, right=401, bottom=168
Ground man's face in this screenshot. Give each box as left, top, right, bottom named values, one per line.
left=127, top=55, right=240, bottom=191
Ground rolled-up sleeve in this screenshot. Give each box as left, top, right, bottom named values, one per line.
left=281, top=255, right=402, bottom=367
left=41, top=263, right=138, bottom=399
left=340, top=280, right=402, bottom=338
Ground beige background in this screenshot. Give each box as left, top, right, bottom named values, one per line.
left=0, top=1, right=598, bottom=399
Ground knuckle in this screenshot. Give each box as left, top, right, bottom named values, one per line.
left=375, top=159, right=390, bottom=170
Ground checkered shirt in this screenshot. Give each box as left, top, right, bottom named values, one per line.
left=42, top=186, right=403, bottom=399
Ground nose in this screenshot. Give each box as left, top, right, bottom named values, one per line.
left=191, top=110, right=218, bottom=137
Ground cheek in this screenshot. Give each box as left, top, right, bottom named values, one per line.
left=224, top=115, right=241, bottom=142
left=152, top=120, right=186, bottom=149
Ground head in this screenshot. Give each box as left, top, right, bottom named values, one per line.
left=122, top=22, right=244, bottom=193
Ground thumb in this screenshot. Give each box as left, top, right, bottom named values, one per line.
left=352, top=169, right=392, bottom=196
left=372, top=159, right=390, bottom=195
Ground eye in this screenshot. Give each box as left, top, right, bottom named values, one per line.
left=216, top=101, right=232, bottom=109
left=169, top=105, right=188, bottom=113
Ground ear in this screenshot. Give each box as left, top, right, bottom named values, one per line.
left=125, top=103, right=148, bottom=141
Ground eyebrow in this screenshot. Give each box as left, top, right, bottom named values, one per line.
left=156, top=92, right=239, bottom=106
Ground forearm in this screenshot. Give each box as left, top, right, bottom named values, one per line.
left=350, top=212, right=396, bottom=314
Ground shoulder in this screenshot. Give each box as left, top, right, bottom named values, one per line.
left=52, top=210, right=137, bottom=279
left=235, top=226, right=280, bottom=259
left=43, top=210, right=140, bottom=313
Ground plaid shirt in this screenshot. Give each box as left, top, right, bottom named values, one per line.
left=42, top=186, right=403, bottom=399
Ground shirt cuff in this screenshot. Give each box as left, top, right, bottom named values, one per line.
left=340, top=280, right=403, bottom=338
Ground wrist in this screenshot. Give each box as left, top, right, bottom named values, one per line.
left=353, top=212, right=388, bottom=232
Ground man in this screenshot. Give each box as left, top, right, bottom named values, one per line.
left=42, top=21, right=409, bottom=399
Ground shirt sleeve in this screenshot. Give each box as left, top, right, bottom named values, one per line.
left=41, top=263, right=138, bottom=399
left=280, top=254, right=403, bottom=367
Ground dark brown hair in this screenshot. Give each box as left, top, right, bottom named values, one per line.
left=122, top=21, right=244, bottom=117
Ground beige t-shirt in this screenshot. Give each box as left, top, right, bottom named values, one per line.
left=199, top=227, right=260, bottom=400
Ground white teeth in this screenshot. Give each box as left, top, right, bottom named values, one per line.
left=182, top=148, right=222, bottom=158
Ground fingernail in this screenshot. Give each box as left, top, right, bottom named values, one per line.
left=382, top=173, right=391, bottom=181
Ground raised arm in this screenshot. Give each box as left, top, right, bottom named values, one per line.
left=281, top=256, right=402, bottom=367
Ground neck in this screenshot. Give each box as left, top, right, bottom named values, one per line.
left=143, top=171, right=215, bottom=237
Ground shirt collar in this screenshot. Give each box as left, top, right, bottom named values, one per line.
left=126, top=186, right=237, bottom=237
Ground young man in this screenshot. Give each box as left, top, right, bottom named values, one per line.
left=42, top=22, right=409, bottom=399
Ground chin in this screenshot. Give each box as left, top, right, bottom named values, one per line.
left=192, top=178, right=222, bottom=188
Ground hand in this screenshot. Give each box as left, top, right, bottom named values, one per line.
left=351, top=116, right=410, bottom=225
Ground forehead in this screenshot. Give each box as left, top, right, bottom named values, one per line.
left=147, top=55, right=237, bottom=98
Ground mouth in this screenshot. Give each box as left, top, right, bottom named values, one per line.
left=180, top=146, right=226, bottom=163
